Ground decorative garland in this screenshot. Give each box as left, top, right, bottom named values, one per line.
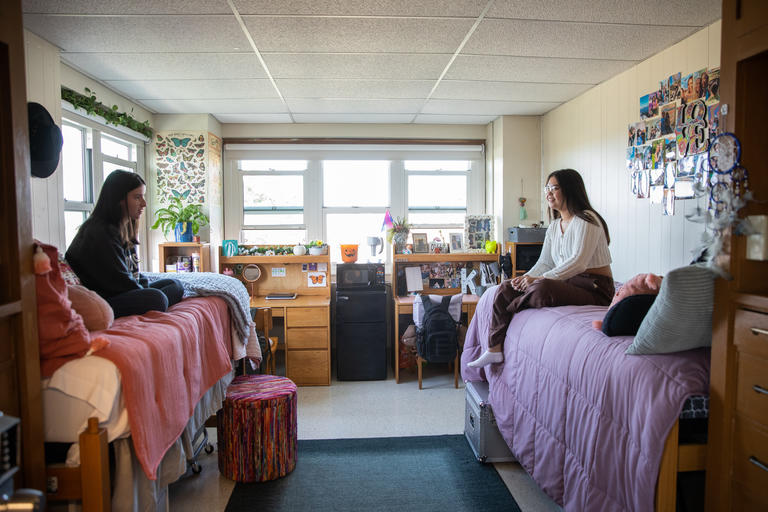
left=61, top=86, right=152, bottom=138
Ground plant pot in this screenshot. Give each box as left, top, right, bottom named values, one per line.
left=174, top=222, right=193, bottom=242
left=392, top=231, right=408, bottom=246
left=309, top=246, right=327, bottom=255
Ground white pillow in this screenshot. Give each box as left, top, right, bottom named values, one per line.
left=413, top=294, right=462, bottom=328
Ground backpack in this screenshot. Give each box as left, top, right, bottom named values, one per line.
left=416, top=295, right=458, bottom=364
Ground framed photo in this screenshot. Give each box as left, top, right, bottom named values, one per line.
left=464, top=215, right=493, bottom=250
left=449, top=232, right=463, bottom=252
left=412, top=233, right=429, bottom=254
left=222, top=239, right=239, bottom=257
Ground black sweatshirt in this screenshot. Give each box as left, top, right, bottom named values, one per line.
left=65, top=217, right=143, bottom=299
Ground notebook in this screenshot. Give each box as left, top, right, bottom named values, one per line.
left=265, top=292, right=297, bottom=300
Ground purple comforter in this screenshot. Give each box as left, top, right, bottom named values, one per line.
left=461, top=285, right=709, bottom=511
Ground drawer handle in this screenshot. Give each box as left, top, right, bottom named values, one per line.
left=751, top=327, right=768, bottom=337
left=749, top=456, right=768, bottom=473
left=754, top=385, right=768, bottom=396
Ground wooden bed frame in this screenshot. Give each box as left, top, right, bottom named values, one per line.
left=655, top=419, right=707, bottom=511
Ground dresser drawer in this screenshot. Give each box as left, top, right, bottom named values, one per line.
left=733, top=417, right=768, bottom=499
left=735, top=309, right=768, bottom=359
left=286, top=349, right=329, bottom=386
left=737, top=353, right=768, bottom=426
left=286, top=307, right=328, bottom=327
left=731, top=480, right=768, bottom=511
left=286, top=327, right=328, bottom=350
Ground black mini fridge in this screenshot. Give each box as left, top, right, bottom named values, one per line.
left=335, top=263, right=387, bottom=380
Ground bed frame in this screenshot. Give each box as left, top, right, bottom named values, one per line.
left=655, top=419, right=707, bottom=511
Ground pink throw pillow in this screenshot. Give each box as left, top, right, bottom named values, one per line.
left=592, top=273, right=663, bottom=330
left=68, top=284, right=114, bottom=331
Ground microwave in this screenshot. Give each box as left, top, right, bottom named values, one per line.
left=336, top=263, right=385, bottom=291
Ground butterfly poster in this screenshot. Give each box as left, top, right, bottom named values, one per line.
left=307, top=272, right=327, bottom=287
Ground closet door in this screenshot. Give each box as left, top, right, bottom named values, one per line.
left=0, top=0, right=45, bottom=490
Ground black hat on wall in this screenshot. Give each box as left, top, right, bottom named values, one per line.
left=28, top=102, right=63, bottom=179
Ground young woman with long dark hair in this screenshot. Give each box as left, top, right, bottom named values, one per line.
left=468, top=168, right=613, bottom=367
left=66, top=170, right=183, bottom=318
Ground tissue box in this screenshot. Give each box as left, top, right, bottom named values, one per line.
left=507, top=227, right=547, bottom=243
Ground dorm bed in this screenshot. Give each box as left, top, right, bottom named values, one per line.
left=461, top=285, right=709, bottom=511
left=38, top=245, right=260, bottom=512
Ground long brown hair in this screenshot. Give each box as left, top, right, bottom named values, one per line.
left=546, top=168, right=610, bottom=244
left=83, top=170, right=145, bottom=246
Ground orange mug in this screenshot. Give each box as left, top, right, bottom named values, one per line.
left=340, top=244, right=359, bottom=263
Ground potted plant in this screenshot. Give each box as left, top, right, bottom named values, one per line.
left=151, top=196, right=210, bottom=242
left=386, top=217, right=411, bottom=247
left=306, top=240, right=328, bottom=255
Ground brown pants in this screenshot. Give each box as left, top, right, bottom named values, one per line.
left=489, top=273, right=615, bottom=348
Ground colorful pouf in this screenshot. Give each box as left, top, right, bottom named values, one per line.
left=217, top=374, right=298, bottom=482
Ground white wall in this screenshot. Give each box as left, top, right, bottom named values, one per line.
left=541, top=22, right=721, bottom=281
left=24, top=30, right=64, bottom=248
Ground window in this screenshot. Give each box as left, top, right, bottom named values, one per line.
left=61, top=113, right=145, bottom=251
left=239, top=160, right=307, bottom=245
left=224, top=145, right=484, bottom=266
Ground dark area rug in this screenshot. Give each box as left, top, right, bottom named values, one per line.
left=225, top=434, right=521, bottom=512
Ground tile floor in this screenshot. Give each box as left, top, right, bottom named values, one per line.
left=168, top=363, right=561, bottom=511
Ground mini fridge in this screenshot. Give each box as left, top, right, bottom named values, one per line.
left=335, top=263, right=387, bottom=380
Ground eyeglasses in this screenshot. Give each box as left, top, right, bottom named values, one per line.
left=543, top=185, right=560, bottom=194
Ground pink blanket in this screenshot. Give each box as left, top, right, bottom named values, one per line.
left=95, top=297, right=232, bottom=479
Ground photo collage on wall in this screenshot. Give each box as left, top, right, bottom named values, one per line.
left=415, top=262, right=478, bottom=290
left=627, top=67, right=720, bottom=216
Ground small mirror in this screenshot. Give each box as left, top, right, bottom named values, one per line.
left=242, top=264, right=261, bottom=282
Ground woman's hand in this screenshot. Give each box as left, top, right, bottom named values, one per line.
left=511, top=275, right=538, bottom=291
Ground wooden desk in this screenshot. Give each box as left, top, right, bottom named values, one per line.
left=250, top=295, right=331, bottom=386
left=393, top=294, right=480, bottom=383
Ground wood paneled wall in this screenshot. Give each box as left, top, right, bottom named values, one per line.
left=542, top=23, right=721, bottom=281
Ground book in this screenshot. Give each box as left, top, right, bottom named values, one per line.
left=265, top=292, right=297, bottom=300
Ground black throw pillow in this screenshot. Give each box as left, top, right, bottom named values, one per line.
left=601, top=294, right=658, bottom=337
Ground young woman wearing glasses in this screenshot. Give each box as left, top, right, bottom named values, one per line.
left=468, top=168, right=613, bottom=367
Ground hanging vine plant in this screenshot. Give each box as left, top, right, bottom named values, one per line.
left=61, top=86, right=152, bottom=138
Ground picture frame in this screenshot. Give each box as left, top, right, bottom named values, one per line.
left=222, top=239, right=239, bottom=257
left=449, top=232, right=463, bottom=252
left=412, top=233, right=429, bottom=254
left=464, top=215, right=494, bottom=250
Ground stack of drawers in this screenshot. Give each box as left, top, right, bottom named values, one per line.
left=731, top=305, right=768, bottom=508
left=285, top=306, right=330, bottom=386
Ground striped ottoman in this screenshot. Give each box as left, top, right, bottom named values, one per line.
left=217, top=374, right=297, bottom=482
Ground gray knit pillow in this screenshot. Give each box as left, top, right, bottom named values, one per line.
left=626, top=265, right=716, bottom=355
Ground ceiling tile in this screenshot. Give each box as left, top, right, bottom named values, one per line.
left=292, top=113, right=416, bottom=123
left=263, top=53, right=448, bottom=80
left=22, top=0, right=230, bottom=14
left=286, top=98, right=423, bottom=114
left=487, top=0, right=721, bottom=26
left=464, top=18, right=701, bottom=60
left=433, top=80, right=592, bottom=102
left=104, top=79, right=278, bottom=100
left=139, top=98, right=287, bottom=114
left=23, top=14, right=249, bottom=53
left=63, top=53, right=267, bottom=80
left=233, top=0, right=486, bottom=17
left=277, top=79, right=433, bottom=99
left=214, top=113, right=294, bottom=123
left=446, top=55, right=636, bottom=84
left=414, top=114, right=497, bottom=124
left=243, top=17, right=475, bottom=53
left=422, top=99, right=560, bottom=116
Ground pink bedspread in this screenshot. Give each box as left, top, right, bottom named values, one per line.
left=461, top=286, right=709, bottom=511
left=95, top=297, right=232, bottom=479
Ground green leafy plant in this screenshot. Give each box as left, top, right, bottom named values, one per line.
left=386, top=216, right=411, bottom=243
left=151, top=196, right=210, bottom=238
left=61, top=86, right=152, bottom=138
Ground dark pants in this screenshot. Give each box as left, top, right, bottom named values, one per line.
left=489, top=273, right=614, bottom=348
left=107, top=278, right=184, bottom=319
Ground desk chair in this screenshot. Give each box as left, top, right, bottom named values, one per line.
left=416, top=354, right=459, bottom=390
left=253, top=307, right=278, bottom=375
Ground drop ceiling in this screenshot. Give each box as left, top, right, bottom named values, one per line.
left=22, top=0, right=721, bottom=124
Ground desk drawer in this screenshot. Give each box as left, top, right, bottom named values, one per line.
left=286, top=307, right=328, bottom=327
left=735, top=309, right=768, bottom=359
left=737, top=353, right=768, bottom=426
left=286, top=327, right=328, bottom=350
left=287, top=349, right=329, bottom=386
left=733, top=417, right=768, bottom=501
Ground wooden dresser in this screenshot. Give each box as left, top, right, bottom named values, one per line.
left=705, top=2, right=768, bottom=510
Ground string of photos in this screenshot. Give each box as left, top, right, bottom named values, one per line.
left=627, top=67, right=721, bottom=216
